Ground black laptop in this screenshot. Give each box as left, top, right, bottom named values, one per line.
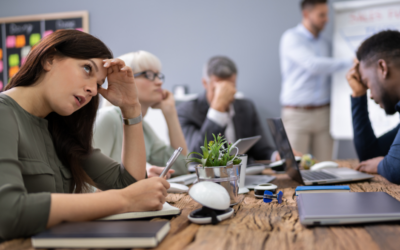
left=266, top=118, right=373, bottom=185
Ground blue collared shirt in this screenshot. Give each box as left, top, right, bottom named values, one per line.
left=279, top=23, right=352, bottom=106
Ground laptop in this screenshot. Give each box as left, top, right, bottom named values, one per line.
left=231, top=135, right=274, bottom=189
left=231, top=135, right=262, bottom=155
left=266, top=118, right=374, bottom=185
left=297, top=192, right=400, bottom=225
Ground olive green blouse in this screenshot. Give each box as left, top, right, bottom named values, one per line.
left=0, top=94, right=137, bottom=241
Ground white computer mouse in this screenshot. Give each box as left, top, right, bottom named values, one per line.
left=310, top=161, right=339, bottom=171
left=168, top=183, right=189, bottom=193
left=189, top=182, right=230, bottom=210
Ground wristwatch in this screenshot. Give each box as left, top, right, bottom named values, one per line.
left=122, top=113, right=142, bottom=125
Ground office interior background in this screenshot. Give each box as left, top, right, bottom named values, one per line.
left=0, top=0, right=357, bottom=159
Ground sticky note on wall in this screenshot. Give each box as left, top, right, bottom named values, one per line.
left=6, top=36, right=16, bottom=48
left=29, top=33, right=41, bottom=46
left=9, top=66, right=19, bottom=78
left=21, top=57, right=27, bottom=66
left=44, top=30, right=53, bottom=37
left=0, top=61, right=3, bottom=73
left=9, top=54, right=19, bottom=67
left=15, top=35, right=26, bottom=48
left=21, top=46, right=31, bottom=58
left=0, top=48, right=2, bottom=60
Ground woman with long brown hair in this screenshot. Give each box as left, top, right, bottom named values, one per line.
left=0, top=30, right=169, bottom=241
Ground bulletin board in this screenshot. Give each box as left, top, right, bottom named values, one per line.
left=0, top=11, right=89, bottom=91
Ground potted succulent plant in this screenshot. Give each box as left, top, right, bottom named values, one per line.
left=187, top=133, right=242, bottom=205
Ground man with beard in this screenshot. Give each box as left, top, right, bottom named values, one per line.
left=279, top=0, right=352, bottom=161
left=347, top=30, right=400, bottom=184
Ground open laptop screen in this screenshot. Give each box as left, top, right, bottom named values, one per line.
left=267, top=118, right=304, bottom=184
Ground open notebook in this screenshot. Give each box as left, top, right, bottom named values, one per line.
left=98, top=202, right=180, bottom=220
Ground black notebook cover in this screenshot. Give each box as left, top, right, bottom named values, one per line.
left=32, top=220, right=170, bottom=248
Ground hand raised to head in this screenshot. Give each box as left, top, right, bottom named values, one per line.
left=151, top=90, right=176, bottom=115
left=99, top=59, right=140, bottom=109
left=346, top=60, right=367, bottom=98
left=211, top=81, right=236, bottom=112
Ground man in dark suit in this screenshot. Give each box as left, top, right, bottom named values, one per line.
left=177, top=56, right=277, bottom=161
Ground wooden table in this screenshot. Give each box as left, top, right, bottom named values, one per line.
left=2, top=160, right=400, bottom=250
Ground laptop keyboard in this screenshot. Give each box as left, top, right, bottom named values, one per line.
left=301, top=171, right=338, bottom=181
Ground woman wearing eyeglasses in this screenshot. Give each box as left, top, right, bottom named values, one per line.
left=94, top=51, right=188, bottom=177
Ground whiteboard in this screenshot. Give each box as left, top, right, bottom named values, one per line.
left=331, top=0, right=400, bottom=140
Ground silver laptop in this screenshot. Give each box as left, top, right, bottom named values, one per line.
left=297, top=192, right=400, bottom=225
left=232, top=135, right=274, bottom=188
left=231, top=135, right=262, bottom=155
left=266, top=118, right=373, bottom=185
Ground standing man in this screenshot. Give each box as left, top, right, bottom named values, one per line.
left=279, top=0, right=352, bottom=161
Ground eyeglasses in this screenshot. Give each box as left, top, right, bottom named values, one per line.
left=134, top=71, right=165, bottom=81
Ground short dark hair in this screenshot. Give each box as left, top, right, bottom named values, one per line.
left=357, top=30, right=400, bottom=66
left=206, top=56, right=237, bottom=79
left=301, top=0, right=327, bottom=10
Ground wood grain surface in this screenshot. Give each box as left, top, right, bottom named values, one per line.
left=2, top=160, right=400, bottom=250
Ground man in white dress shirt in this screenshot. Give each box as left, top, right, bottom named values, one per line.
left=279, top=0, right=352, bottom=160
left=177, top=56, right=277, bottom=161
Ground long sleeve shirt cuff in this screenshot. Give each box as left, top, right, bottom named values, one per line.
left=377, top=161, right=384, bottom=177
left=207, top=108, right=230, bottom=128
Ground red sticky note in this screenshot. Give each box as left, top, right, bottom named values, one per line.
left=0, top=61, right=3, bottom=73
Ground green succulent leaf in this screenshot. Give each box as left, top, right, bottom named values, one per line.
left=185, top=133, right=241, bottom=167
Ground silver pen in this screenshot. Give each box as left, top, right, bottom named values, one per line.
left=160, top=147, right=183, bottom=178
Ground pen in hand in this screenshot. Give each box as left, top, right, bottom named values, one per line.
left=160, top=147, right=183, bottom=178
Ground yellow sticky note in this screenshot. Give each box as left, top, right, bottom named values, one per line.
left=29, top=33, right=41, bottom=46
left=9, top=54, right=19, bottom=67
left=15, top=35, right=26, bottom=48
left=9, top=66, right=19, bottom=78
left=0, top=48, right=2, bottom=60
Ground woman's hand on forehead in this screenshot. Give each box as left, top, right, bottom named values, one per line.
left=99, top=58, right=140, bottom=109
